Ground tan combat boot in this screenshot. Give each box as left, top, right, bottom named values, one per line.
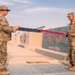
left=0, top=71, right=10, bottom=75
left=69, top=66, right=75, bottom=71
left=65, top=64, right=73, bottom=69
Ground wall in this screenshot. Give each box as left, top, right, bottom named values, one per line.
left=28, top=32, right=43, bottom=47
left=42, top=26, right=68, bottom=53
left=22, top=32, right=43, bottom=47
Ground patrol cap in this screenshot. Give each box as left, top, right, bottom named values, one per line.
left=67, top=12, right=74, bottom=17
left=0, top=5, right=10, bottom=11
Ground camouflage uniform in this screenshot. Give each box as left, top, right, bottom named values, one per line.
left=0, top=6, right=17, bottom=75
left=68, top=18, right=75, bottom=67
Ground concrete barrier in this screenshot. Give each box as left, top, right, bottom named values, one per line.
left=35, top=48, right=67, bottom=60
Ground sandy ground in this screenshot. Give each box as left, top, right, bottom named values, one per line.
left=7, top=43, right=61, bottom=65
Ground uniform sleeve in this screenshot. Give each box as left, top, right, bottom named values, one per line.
left=0, top=16, right=17, bottom=33
left=68, top=21, right=75, bottom=34
left=1, top=25, right=17, bottom=33
left=70, top=25, right=75, bottom=33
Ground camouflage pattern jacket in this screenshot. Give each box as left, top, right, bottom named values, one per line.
left=0, top=14, right=16, bottom=43
left=68, top=19, right=75, bottom=43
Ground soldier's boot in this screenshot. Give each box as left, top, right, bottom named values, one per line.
left=69, top=66, right=75, bottom=71
left=0, top=71, right=10, bottom=75
left=0, top=67, right=10, bottom=75
left=65, top=62, right=74, bottom=69
left=65, top=64, right=73, bottom=69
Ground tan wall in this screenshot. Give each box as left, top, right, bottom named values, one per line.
left=21, top=32, right=29, bottom=45
left=28, top=32, right=43, bottom=47
left=11, top=32, right=43, bottom=47
left=11, top=33, right=21, bottom=44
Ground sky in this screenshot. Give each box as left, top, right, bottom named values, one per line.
left=0, top=0, right=75, bottom=29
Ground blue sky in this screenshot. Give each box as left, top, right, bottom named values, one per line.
left=0, top=0, right=75, bottom=29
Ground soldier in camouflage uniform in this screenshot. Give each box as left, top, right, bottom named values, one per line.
left=0, top=6, right=20, bottom=75
left=66, top=12, right=75, bottom=71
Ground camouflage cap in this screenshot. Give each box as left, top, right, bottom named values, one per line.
left=67, top=12, right=74, bottom=17
left=0, top=5, right=10, bottom=11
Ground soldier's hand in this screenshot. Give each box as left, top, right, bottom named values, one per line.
left=65, top=33, right=69, bottom=37
left=70, top=34, right=75, bottom=37
left=15, top=26, right=20, bottom=30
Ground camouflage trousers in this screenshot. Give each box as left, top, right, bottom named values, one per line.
left=0, top=41, right=8, bottom=72
left=68, top=41, right=75, bottom=65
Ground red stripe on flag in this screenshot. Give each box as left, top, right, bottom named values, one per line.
left=42, top=30, right=66, bottom=36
